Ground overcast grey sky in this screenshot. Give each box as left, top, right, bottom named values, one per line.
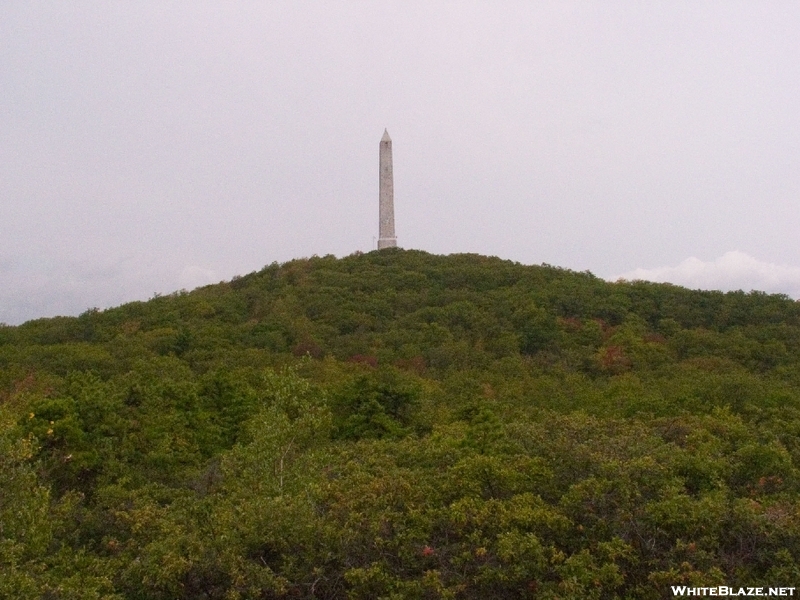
left=2, top=2, right=799, bottom=324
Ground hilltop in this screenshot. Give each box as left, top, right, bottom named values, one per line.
left=2, top=250, right=800, bottom=598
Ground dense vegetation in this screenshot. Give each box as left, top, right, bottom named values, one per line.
left=2, top=249, right=800, bottom=598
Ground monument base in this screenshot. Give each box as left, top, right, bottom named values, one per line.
left=377, top=238, right=397, bottom=250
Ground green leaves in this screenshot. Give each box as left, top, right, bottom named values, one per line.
left=3, top=251, right=800, bottom=596
left=330, top=368, right=421, bottom=441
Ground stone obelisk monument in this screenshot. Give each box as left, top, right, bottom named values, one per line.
left=377, top=129, right=397, bottom=249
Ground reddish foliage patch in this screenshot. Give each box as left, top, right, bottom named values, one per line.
left=347, top=354, right=378, bottom=368
left=644, top=332, right=667, bottom=344
left=394, top=356, right=426, bottom=375
left=557, top=317, right=582, bottom=332
left=599, top=345, right=632, bottom=373
left=292, top=339, right=324, bottom=359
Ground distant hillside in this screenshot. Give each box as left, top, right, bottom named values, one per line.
left=2, top=250, right=800, bottom=598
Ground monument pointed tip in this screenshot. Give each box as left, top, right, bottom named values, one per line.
left=381, top=129, right=391, bottom=142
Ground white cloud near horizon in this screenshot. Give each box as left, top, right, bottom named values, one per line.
left=615, top=251, right=800, bottom=299
left=0, top=252, right=224, bottom=325
left=179, top=265, right=218, bottom=290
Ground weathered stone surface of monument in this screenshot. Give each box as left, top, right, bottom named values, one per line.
left=378, top=129, right=397, bottom=249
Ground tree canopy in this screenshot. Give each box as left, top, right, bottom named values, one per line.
left=2, top=249, right=800, bottom=598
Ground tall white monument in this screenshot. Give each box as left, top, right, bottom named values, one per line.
left=378, top=129, right=397, bottom=249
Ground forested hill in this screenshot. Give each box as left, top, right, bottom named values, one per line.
left=2, top=249, right=800, bottom=598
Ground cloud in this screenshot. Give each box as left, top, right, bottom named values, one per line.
left=179, top=265, right=218, bottom=290
left=0, top=252, right=214, bottom=325
left=614, top=251, right=800, bottom=298
left=0, top=254, right=145, bottom=324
